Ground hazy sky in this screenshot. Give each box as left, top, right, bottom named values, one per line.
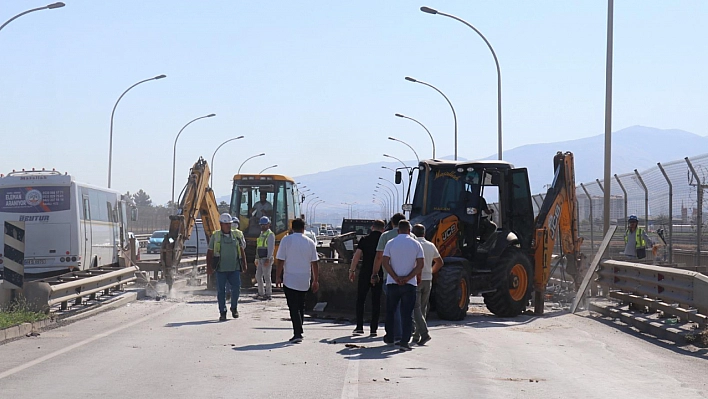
left=2, top=1, right=707, bottom=205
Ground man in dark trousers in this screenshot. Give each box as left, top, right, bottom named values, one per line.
left=348, top=219, right=385, bottom=336
left=275, top=218, right=320, bottom=343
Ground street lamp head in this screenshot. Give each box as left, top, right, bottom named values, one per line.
left=153, top=74, right=167, bottom=80
left=388, top=136, right=396, bottom=141
left=47, top=2, right=65, bottom=9
left=394, top=113, right=405, bottom=118
left=420, top=6, right=438, bottom=14
left=235, top=135, right=244, bottom=139
left=404, top=76, right=417, bottom=83
left=206, top=113, right=216, bottom=117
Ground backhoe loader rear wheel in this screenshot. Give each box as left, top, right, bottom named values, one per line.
left=434, top=262, right=470, bottom=321
left=483, top=249, right=532, bottom=317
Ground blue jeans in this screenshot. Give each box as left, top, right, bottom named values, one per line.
left=217, top=271, right=241, bottom=312
left=385, top=284, right=416, bottom=344
left=383, top=283, right=402, bottom=340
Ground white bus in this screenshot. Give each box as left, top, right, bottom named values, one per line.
left=0, top=169, right=134, bottom=277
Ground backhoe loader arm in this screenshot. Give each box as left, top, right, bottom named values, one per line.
left=160, top=157, right=221, bottom=290
left=532, top=151, right=583, bottom=314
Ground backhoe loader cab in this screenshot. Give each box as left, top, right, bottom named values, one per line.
left=408, top=159, right=536, bottom=320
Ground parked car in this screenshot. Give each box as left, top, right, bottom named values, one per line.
left=146, top=230, right=169, bottom=254
left=183, top=221, right=208, bottom=255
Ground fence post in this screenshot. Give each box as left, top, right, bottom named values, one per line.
left=614, top=174, right=628, bottom=230
left=634, top=169, right=649, bottom=232
left=580, top=183, right=594, bottom=256
left=657, top=162, right=673, bottom=264
left=685, top=157, right=703, bottom=267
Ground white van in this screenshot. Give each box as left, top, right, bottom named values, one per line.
left=184, top=220, right=208, bottom=255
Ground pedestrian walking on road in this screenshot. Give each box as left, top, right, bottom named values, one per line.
left=372, top=213, right=406, bottom=342
left=349, top=219, right=385, bottom=336
left=254, top=216, right=275, bottom=300
left=623, top=215, right=654, bottom=259
left=275, top=218, right=320, bottom=343
left=382, top=220, right=424, bottom=351
left=411, top=223, right=443, bottom=346
left=207, top=213, right=247, bottom=321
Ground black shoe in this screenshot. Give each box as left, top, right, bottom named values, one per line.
left=383, top=335, right=394, bottom=345
left=289, top=335, right=303, bottom=343
left=231, top=308, right=239, bottom=319
left=417, top=335, right=431, bottom=346
left=352, top=328, right=364, bottom=335
left=219, top=312, right=227, bottom=322
left=370, top=331, right=378, bottom=337
left=399, top=342, right=412, bottom=351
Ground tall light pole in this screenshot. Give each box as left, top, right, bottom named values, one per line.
left=237, top=153, right=265, bottom=174
left=602, top=0, right=614, bottom=236
left=108, top=74, right=166, bottom=188
left=0, top=2, right=65, bottom=33
left=377, top=183, right=397, bottom=212
left=312, top=200, right=325, bottom=226
left=210, top=136, right=244, bottom=188
left=388, top=136, right=420, bottom=165
left=305, top=196, right=319, bottom=225
left=171, top=113, right=216, bottom=204
left=405, top=76, right=457, bottom=160
left=259, top=165, right=278, bottom=174
left=381, top=165, right=405, bottom=203
left=378, top=177, right=399, bottom=211
left=395, top=113, right=435, bottom=159
left=420, top=6, right=503, bottom=160
left=383, top=153, right=412, bottom=205
left=375, top=188, right=393, bottom=216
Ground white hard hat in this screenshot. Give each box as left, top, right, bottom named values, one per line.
left=219, top=213, right=232, bottom=224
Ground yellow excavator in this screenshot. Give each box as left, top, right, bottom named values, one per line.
left=160, top=157, right=221, bottom=291
left=402, top=151, right=584, bottom=319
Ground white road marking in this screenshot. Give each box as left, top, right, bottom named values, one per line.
left=0, top=303, right=179, bottom=380
left=340, top=354, right=360, bottom=399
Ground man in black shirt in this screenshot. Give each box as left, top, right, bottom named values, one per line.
left=348, top=219, right=385, bottom=336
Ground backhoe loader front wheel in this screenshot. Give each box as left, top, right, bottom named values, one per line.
left=434, top=262, right=470, bottom=321
left=483, top=249, right=532, bottom=317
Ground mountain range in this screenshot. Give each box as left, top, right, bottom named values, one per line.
left=220, top=126, right=708, bottom=224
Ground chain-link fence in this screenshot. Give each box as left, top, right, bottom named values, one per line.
left=129, top=206, right=174, bottom=234
left=497, top=153, right=708, bottom=267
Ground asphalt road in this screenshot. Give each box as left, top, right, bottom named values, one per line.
left=0, top=289, right=706, bottom=399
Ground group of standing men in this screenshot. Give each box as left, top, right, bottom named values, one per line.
left=349, top=213, right=443, bottom=351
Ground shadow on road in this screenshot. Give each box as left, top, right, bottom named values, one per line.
left=233, top=341, right=297, bottom=351
left=164, top=319, right=223, bottom=327
left=323, top=335, right=413, bottom=359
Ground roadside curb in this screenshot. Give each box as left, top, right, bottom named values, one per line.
left=0, top=288, right=145, bottom=345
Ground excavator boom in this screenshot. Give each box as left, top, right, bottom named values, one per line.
left=160, top=157, right=221, bottom=290
left=532, top=151, right=584, bottom=314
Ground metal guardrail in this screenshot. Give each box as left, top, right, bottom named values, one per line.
left=597, top=260, right=708, bottom=328
left=23, top=266, right=138, bottom=312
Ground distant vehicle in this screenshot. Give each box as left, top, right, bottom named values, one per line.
left=0, top=169, right=136, bottom=276
left=304, top=229, right=318, bottom=244
left=147, top=230, right=169, bottom=254
left=183, top=221, right=208, bottom=255
left=326, top=229, right=335, bottom=236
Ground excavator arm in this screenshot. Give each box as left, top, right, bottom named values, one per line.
left=532, top=151, right=584, bottom=314
left=160, top=157, right=221, bottom=290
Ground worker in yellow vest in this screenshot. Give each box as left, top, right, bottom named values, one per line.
left=254, top=216, right=276, bottom=300
left=207, top=213, right=247, bottom=321
left=623, top=215, right=654, bottom=259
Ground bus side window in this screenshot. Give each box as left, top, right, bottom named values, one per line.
left=83, top=197, right=91, bottom=220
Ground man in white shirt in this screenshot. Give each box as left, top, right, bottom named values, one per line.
left=411, top=224, right=443, bottom=346
left=275, top=218, right=320, bottom=343
left=382, top=220, right=424, bottom=351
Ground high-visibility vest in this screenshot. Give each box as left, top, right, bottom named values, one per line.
left=213, top=230, right=243, bottom=256
left=624, top=228, right=646, bottom=248
left=257, top=229, right=272, bottom=259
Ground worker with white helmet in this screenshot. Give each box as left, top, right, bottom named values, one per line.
left=207, top=212, right=247, bottom=321
left=623, top=215, right=654, bottom=259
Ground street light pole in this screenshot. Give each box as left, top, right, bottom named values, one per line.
left=312, top=200, right=325, bottom=227
left=171, top=113, right=216, bottom=204
left=237, top=153, right=266, bottom=174
left=0, top=2, right=65, bottom=33
left=377, top=183, right=396, bottom=212
left=259, top=165, right=278, bottom=174
left=602, top=0, right=614, bottom=236
left=383, top=153, right=412, bottom=206
left=108, top=74, right=166, bottom=188
left=395, top=113, right=435, bottom=159
left=405, top=76, right=457, bottom=160
left=210, top=136, right=244, bottom=188
left=388, top=136, right=420, bottom=165
left=420, top=6, right=503, bottom=160
left=378, top=178, right=399, bottom=212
